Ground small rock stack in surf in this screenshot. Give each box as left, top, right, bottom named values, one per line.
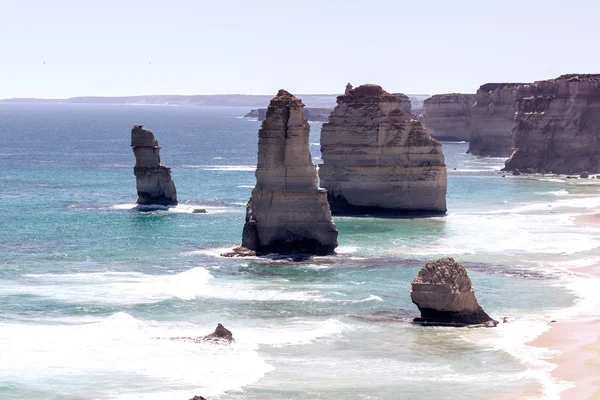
left=411, top=258, right=497, bottom=327
left=241, top=90, right=338, bottom=255
left=131, top=125, right=178, bottom=206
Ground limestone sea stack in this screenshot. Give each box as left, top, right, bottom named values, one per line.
left=420, top=94, right=476, bottom=141
left=468, top=83, right=525, bottom=156
left=411, top=258, right=497, bottom=327
left=241, top=90, right=338, bottom=255
left=505, top=74, right=600, bottom=174
left=319, top=84, right=447, bottom=215
left=131, top=125, right=178, bottom=206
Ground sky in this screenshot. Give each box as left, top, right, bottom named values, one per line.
left=0, top=0, right=598, bottom=98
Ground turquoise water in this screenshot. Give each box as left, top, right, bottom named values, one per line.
left=1, top=104, right=600, bottom=399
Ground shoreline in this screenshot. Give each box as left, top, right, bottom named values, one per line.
left=530, top=213, right=600, bottom=399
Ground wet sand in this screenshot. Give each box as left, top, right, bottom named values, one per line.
left=531, top=213, right=600, bottom=399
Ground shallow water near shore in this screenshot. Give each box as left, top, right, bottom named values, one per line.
left=1, top=103, right=600, bottom=399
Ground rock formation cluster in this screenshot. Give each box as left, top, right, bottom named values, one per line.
left=318, top=84, right=447, bottom=215
left=505, top=74, right=600, bottom=174
left=420, top=94, right=476, bottom=141
left=468, top=83, right=525, bottom=157
left=131, top=125, right=178, bottom=206
left=411, top=258, right=497, bottom=326
left=242, top=90, right=338, bottom=255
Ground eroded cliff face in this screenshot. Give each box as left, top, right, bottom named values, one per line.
left=131, top=125, right=178, bottom=206
left=468, top=83, right=525, bottom=156
left=242, top=90, right=338, bottom=255
left=319, top=84, right=447, bottom=215
left=505, top=74, right=600, bottom=174
left=420, top=94, right=475, bottom=141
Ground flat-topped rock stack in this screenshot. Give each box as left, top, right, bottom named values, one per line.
left=505, top=74, right=600, bottom=174
left=468, top=83, right=525, bottom=157
left=319, top=84, right=447, bottom=215
left=411, top=258, right=497, bottom=327
left=420, top=93, right=476, bottom=141
left=131, top=125, right=178, bottom=206
left=241, top=90, right=338, bottom=255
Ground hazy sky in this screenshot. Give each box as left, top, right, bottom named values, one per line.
left=1, top=0, right=598, bottom=98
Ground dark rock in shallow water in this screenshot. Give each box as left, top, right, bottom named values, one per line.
left=581, top=171, right=589, bottom=178
left=131, top=125, right=178, bottom=206
left=192, top=208, right=207, bottom=214
left=411, top=258, right=497, bottom=327
left=189, top=396, right=207, bottom=400
left=220, top=246, right=256, bottom=257
left=203, top=323, right=234, bottom=342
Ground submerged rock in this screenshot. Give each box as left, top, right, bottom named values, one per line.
left=168, top=323, right=234, bottom=344
left=319, top=84, right=447, bottom=215
left=241, top=90, right=338, bottom=255
left=420, top=93, right=476, bottom=141
left=220, top=246, right=256, bottom=257
left=468, top=83, right=525, bottom=157
left=411, top=258, right=497, bottom=327
left=131, top=125, right=178, bottom=206
left=203, top=323, right=234, bottom=343
left=189, top=396, right=207, bottom=400
left=505, top=74, right=600, bottom=174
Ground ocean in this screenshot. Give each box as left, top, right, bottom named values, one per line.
left=1, top=103, right=599, bottom=400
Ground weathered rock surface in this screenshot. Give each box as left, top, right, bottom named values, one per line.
left=504, top=74, right=600, bottom=174
left=393, top=93, right=412, bottom=115
left=131, top=125, right=178, bottom=206
left=468, top=83, right=525, bottom=156
left=411, top=258, right=497, bottom=327
left=242, top=90, right=338, bottom=255
left=420, top=93, right=476, bottom=141
left=318, top=84, right=447, bottom=215
left=245, top=107, right=333, bottom=122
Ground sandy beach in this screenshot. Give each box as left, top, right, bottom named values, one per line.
left=531, top=213, right=600, bottom=399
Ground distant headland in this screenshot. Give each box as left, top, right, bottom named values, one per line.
left=0, top=93, right=431, bottom=109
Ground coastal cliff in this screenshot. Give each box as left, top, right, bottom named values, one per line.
left=131, top=125, right=178, bottom=206
left=319, top=84, right=447, bottom=215
left=242, top=90, right=338, bottom=255
left=420, top=94, right=476, bottom=141
left=468, top=83, right=525, bottom=156
left=505, top=74, right=600, bottom=174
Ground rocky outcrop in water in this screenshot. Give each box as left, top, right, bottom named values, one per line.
left=168, top=323, right=234, bottom=345
left=420, top=94, right=476, bottom=141
left=244, top=108, right=333, bottom=122
left=241, top=90, right=338, bottom=255
left=131, top=125, right=178, bottom=206
left=411, top=258, right=497, bottom=327
left=505, top=74, right=600, bottom=174
left=319, top=84, right=447, bottom=215
left=468, top=83, right=525, bottom=156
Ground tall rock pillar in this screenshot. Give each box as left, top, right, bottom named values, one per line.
left=242, top=90, right=338, bottom=255
left=131, top=125, right=178, bottom=206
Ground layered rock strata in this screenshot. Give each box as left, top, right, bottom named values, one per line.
left=242, top=90, right=338, bottom=255
left=319, top=84, right=447, bottom=215
left=411, top=258, right=497, bottom=327
left=420, top=94, right=476, bottom=141
left=131, top=125, right=178, bottom=206
left=505, top=74, right=600, bottom=174
left=393, top=93, right=412, bottom=115
left=468, top=83, right=525, bottom=156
